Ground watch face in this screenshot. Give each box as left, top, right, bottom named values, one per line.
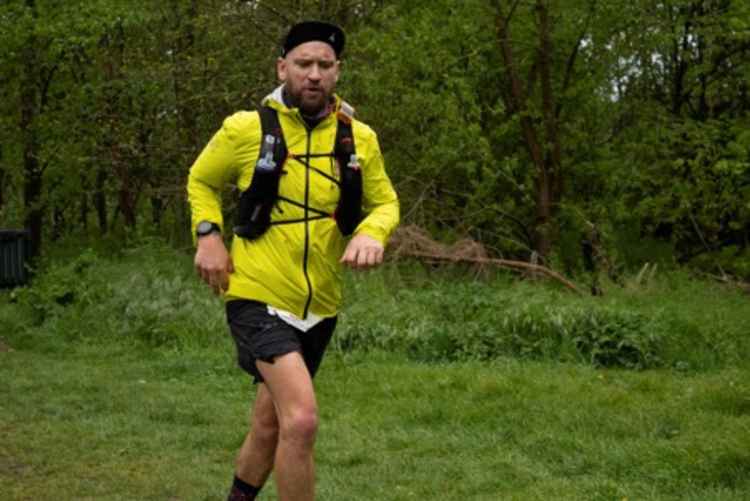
left=197, top=221, right=214, bottom=235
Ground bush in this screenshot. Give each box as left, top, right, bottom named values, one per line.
left=339, top=301, right=662, bottom=369
left=4, top=243, right=747, bottom=371
left=567, top=309, right=661, bottom=369
left=7, top=240, right=226, bottom=350
left=337, top=264, right=748, bottom=370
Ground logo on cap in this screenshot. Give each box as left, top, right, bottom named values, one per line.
left=329, top=34, right=336, bottom=42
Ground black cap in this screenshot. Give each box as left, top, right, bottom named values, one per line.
left=282, top=21, right=345, bottom=58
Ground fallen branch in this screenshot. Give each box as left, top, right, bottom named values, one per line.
left=388, top=225, right=583, bottom=294
left=703, top=272, right=750, bottom=295
left=400, top=250, right=583, bottom=294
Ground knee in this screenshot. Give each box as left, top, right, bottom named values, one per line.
left=252, top=412, right=280, bottom=446
left=280, top=408, right=318, bottom=447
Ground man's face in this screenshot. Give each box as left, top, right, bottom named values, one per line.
left=277, top=41, right=340, bottom=115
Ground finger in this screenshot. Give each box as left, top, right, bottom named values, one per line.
left=357, top=247, right=369, bottom=268
left=374, top=247, right=384, bottom=265
left=206, top=267, right=221, bottom=286
left=199, top=266, right=211, bottom=284
left=227, top=256, right=235, bottom=274
left=366, top=248, right=378, bottom=267
left=340, top=246, right=357, bottom=265
left=207, top=265, right=222, bottom=282
left=210, top=273, right=222, bottom=295
left=341, top=247, right=355, bottom=264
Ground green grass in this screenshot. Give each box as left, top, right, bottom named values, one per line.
left=338, top=262, right=750, bottom=371
left=2, top=343, right=749, bottom=500
left=2, top=241, right=750, bottom=500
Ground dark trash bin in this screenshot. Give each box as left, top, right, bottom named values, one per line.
left=0, top=229, right=31, bottom=288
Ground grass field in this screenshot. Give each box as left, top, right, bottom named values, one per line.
left=2, top=242, right=749, bottom=500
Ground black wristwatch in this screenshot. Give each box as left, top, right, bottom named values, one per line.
left=196, top=221, right=221, bottom=238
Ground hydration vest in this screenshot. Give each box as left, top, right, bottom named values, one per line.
left=234, top=106, right=363, bottom=240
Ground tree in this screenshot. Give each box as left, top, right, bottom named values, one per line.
left=606, top=0, right=750, bottom=271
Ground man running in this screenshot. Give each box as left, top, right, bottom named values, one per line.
left=187, top=20, right=399, bottom=501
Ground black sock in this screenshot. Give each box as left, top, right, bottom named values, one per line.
left=229, top=475, right=261, bottom=500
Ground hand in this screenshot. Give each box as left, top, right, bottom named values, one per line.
left=340, top=234, right=384, bottom=270
left=194, top=233, right=234, bottom=295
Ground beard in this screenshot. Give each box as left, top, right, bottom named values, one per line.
left=284, top=81, right=334, bottom=116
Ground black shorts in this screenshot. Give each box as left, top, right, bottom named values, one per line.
left=226, top=300, right=337, bottom=383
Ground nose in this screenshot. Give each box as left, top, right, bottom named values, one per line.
left=308, top=64, right=322, bottom=81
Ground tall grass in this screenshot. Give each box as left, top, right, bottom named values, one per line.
left=3, top=241, right=226, bottom=352
left=337, top=261, right=749, bottom=371
left=3, top=241, right=748, bottom=371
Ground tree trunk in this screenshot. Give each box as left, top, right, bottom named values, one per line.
left=52, top=205, right=64, bottom=241
left=0, top=144, right=5, bottom=213
left=101, top=21, right=137, bottom=230
left=118, top=177, right=137, bottom=228
left=151, top=195, right=164, bottom=226
left=494, top=0, right=563, bottom=258
left=80, top=192, right=89, bottom=231
left=671, top=18, right=691, bottom=116
left=172, top=0, right=199, bottom=154
left=535, top=0, right=561, bottom=257
left=21, top=0, right=42, bottom=257
left=95, top=168, right=108, bottom=234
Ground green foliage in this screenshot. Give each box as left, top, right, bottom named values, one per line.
left=2, top=0, right=750, bottom=285
left=11, top=248, right=100, bottom=324
left=1, top=0, right=362, bottom=244
left=6, top=244, right=747, bottom=373
left=344, top=0, right=503, bottom=237
left=8, top=239, right=225, bottom=349
left=612, top=116, right=750, bottom=277
left=3, top=300, right=750, bottom=499
left=567, top=309, right=661, bottom=369
left=339, top=282, right=665, bottom=369
left=690, top=245, right=750, bottom=280
left=337, top=262, right=748, bottom=371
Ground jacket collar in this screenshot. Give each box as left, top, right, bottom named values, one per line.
left=262, top=84, right=355, bottom=124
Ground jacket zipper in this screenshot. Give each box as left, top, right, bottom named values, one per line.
left=302, top=125, right=313, bottom=319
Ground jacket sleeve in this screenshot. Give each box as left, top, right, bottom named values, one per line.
left=354, top=128, right=400, bottom=245
left=187, top=112, right=257, bottom=241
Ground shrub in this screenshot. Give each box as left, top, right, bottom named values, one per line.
left=338, top=264, right=750, bottom=370
left=567, top=309, right=662, bottom=369
left=4, top=243, right=747, bottom=371
left=7, top=241, right=226, bottom=349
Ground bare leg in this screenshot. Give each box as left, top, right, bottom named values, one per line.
left=256, top=351, right=318, bottom=501
left=235, top=383, right=279, bottom=488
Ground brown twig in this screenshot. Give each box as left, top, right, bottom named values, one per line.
left=703, top=272, right=750, bottom=295
left=389, top=225, right=583, bottom=294
left=407, top=250, right=583, bottom=294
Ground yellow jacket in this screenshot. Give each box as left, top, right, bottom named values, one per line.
left=187, top=87, right=400, bottom=318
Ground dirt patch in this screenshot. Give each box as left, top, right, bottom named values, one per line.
left=0, top=337, right=12, bottom=353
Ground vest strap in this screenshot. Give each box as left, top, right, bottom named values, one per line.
left=234, top=106, right=363, bottom=240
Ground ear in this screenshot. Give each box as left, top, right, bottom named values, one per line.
left=276, top=57, right=287, bottom=82
left=334, top=60, right=341, bottom=82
